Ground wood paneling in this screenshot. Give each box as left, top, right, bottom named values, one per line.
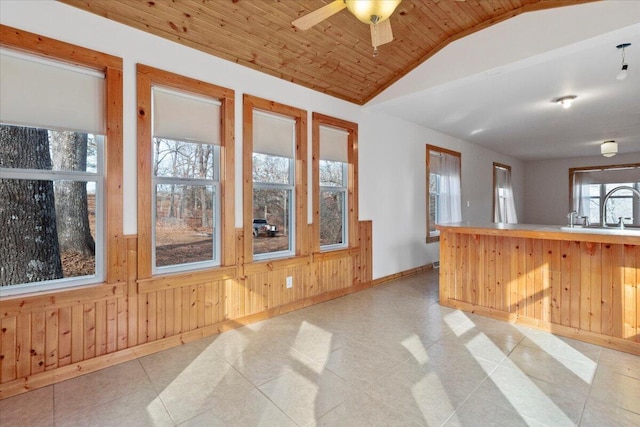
left=0, top=221, right=374, bottom=398
left=59, top=0, right=595, bottom=105
left=439, top=229, right=640, bottom=355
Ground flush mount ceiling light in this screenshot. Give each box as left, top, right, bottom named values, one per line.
left=552, top=95, right=577, bottom=109
left=616, top=43, right=631, bottom=81
left=601, top=140, right=618, bottom=157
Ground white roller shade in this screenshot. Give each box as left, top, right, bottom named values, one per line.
left=0, top=49, right=105, bottom=134
left=253, top=110, right=295, bottom=158
left=153, top=87, right=221, bottom=145
left=320, top=125, right=348, bottom=163
left=577, top=167, right=639, bottom=185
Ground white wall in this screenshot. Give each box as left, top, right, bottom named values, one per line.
left=359, top=110, right=525, bottom=278
left=524, top=152, right=640, bottom=225
left=0, top=0, right=525, bottom=280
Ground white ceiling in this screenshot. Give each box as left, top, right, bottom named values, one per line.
left=369, top=3, right=640, bottom=161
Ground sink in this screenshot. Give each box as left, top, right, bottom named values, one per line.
left=560, top=226, right=640, bottom=236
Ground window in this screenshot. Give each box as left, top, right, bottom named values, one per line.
left=137, top=65, right=235, bottom=278
left=243, top=95, right=307, bottom=261
left=426, top=145, right=461, bottom=242
left=493, top=162, right=518, bottom=224
left=570, top=164, right=640, bottom=227
left=0, top=27, right=122, bottom=296
left=312, top=113, right=358, bottom=252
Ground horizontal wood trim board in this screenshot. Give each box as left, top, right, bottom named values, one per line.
left=1, top=284, right=126, bottom=318
left=137, top=266, right=238, bottom=293
left=312, top=247, right=360, bottom=262
left=444, top=299, right=640, bottom=356
left=244, top=255, right=312, bottom=275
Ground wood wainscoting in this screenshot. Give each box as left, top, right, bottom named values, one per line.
left=439, top=229, right=640, bottom=355
left=0, top=221, right=373, bottom=399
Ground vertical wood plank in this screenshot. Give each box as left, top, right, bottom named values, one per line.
left=197, top=284, right=205, bottom=328
left=45, top=310, right=58, bottom=371
left=622, top=244, right=637, bottom=340
left=590, top=243, right=602, bottom=334
left=0, top=317, right=17, bottom=383
left=526, top=238, right=536, bottom=319
left=157, top=290, right=166, bottom=339
left=600, top=243, right=614, bottom=336
left=533, top=239, right=547, bottom=320
left=106, top=298, right=117, bottom=354
left=494, top=236, right=504, bottom=311
left=82, top=304, right=96, bottom=361
left=147, top=291, right=157, bottom=342
left=58, top=307, right=71, bottom=367
left=580, top=242, right=592, bottom=331
left=569, top=240, right=581, bottom=329
left=485, top=236, right=496, bottom=309
left=71, top=304, right=84, bottom=363
left=15, top=314, right=30, bottom=379
left=549, top=240, right=561, bottom=325
left=611, top=244, right=624, bottom=338
left=95, top=300, right=106, bottom=357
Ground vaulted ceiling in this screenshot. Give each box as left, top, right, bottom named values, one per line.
left=59, top=0, right=594, bottom=105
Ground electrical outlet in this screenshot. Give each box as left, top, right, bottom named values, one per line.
left=286, top=276, right=293, bottom=289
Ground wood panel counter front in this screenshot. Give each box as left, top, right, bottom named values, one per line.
left=436, top=222, right=639, bottom=355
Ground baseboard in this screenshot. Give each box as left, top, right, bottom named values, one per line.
left=371, top=264, right=433, bottom=287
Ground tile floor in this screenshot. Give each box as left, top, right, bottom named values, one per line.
left=1, top=270, right=639, bottom=426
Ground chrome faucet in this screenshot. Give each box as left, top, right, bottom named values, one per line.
left=601, top=185, right=640, bottom=227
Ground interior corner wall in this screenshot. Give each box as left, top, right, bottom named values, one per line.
left=359, top=110, right=525, bottom=280
left=524, top=151, right=640, bottom=225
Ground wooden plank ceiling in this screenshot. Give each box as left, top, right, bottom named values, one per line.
left=59, top=0, right=594, bottom=105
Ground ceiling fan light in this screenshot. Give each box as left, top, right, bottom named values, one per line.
left=601, top=140, right=618, bottom=157
left=345, top=0, right=402, bottom=24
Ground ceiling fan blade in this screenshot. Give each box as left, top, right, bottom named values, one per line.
left=371, top=19, right=394, bottom=48
left=292, top=0, right=347, bottom=30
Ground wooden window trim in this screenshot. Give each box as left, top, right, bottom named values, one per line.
left=426, top=144, right=461, bottom=243
left=243, top=94, right=308, bottom=263
left=492, top=162, right=512, bottom=222
left=0, top=24, right=124, bottom=286
left=136, top=64, right=235, bottom=279
left=311, top=113, right=359, bottom=253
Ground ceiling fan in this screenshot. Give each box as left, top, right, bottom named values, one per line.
left=292, top=0, right=403, bottom=56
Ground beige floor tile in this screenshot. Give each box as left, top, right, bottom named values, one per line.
left=224, top=343, right=318, bottom=386
left=258, top=366, right=355, bottom=426
left=314, top=390, right=423, bottom=427
left=322, top=339, right=405, bottom=388
left=581, top=393, right=640, bottom=427
left=444, top=395, right=547, bottom=427
left=475, top=365, right=578, bottom=427
left=0, top=385, right=53, bottom=427
left=597, top=347, right=640, bottom=380
left=54, top=360, right=153, bottom=420
left=180, top=388, right=296, bottom=427
left=55, top=387, right=173, bottom=427
left=588, top=365, right=640, bottom=414
left=152, top=350, right=254, bottom=424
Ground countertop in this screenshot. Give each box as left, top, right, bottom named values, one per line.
left=436, top=222, right=640, bottom=244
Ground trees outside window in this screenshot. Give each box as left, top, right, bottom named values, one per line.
left=243, top=95, right=307, bottom=262
left=426, top=145, right=461, bottom=242
left=312, top=113, right=358, bottom=252
left=137, top=65, right=234, bottom=278
left=251, top=111, right=296, bottom=258
left=571, top=164, right=640, bottom=227
left=0, top=41, right=118, bottom=295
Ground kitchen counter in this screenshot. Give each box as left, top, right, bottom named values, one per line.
left=436, top=222, right=639, bottom=355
